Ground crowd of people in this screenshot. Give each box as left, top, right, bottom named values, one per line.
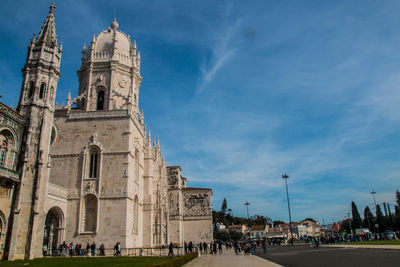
left=169, top=240, right=268, bottom=256
left=42, top=241, right=122, bottom=257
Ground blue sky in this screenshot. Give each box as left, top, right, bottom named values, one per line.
left=1, top=0, right=400, bottom=223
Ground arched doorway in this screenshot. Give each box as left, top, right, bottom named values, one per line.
left=43, top=207, right=64, bottom=255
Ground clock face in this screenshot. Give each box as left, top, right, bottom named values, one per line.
left=118, top=79, right=127, bottom=88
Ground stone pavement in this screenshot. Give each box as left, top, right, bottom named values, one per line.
left=183, top=249, right=282, bottom=267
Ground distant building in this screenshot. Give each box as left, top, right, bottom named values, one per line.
left=301, top=219, right=321, bottom=237
left=229, top=225, right=247, bottom=234
left=215, top=223, right=226, bottom=231
left=250, top=225, right=267, bottom=240
left=265, top=225, right=285, bottom=239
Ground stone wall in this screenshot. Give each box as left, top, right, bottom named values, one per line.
left=183, top=188, right=212, bottom=244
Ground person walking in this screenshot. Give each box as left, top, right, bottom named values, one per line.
left=184, top=242, right=188, bottom=254
left=233, top=241, right=238, bottom=255
left=42, top=244, right=48, bottom=256
left=99, top=244, right=105, bottom=256
left=262, top=240, right=267, bottom=254
left=90, top=242, right=96, bottom=256
left=168, top=242, right=174, bottom=256
left=218, top=242, right=223, bottom=254
left=188, top=241, right=193, bottom=253
left=117, top=242, right=121, bottom=256
left=86, top=243, right=90, bottom=256
left=203, top=242, right=207, bottom=255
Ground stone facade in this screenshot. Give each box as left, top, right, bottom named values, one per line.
left=0, top=4, right=212, bottom=260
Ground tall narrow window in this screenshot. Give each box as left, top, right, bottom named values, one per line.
left=133, top=196, right=138, bottom=233
left=49, top=86, right=54, bottom=102
left=83, top=195, right=97, bottom=232
left=28, top=81, right=35, bottom=98
left=0, top=141, right=7, bottom=167
left=96, top=91, right=105, bottom=110
left=135, top=149, right=139, bottom=182
left=39, top=83, right=46, bottom=99
left=89, top=150, right=98, bottom=178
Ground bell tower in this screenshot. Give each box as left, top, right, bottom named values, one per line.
left=76, top=19, right=142, bottom=114
left=7, top=3, right=62, bottom=260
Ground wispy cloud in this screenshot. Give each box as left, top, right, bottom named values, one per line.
left=195, top=6, right=243, bottom=94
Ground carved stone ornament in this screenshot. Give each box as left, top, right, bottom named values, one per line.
left=183, top=193, right=211, bottom=216
left=67, top=191, right=80, bottom=199
left=100, top=189, right=126, bottom=198
left=91, top=74, right=107, bottom=97
left=83, top=180, right=98, bottom=195
left=90, top=133, right=97, bottom=143
left=118, top=79, right=127, bottom=88
left=0, top=103, right=24, bottom=125
left=98, top=74, right=106, bottom=86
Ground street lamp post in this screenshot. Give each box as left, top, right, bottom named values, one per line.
left=370, top=191, right=377, bottom=207
left=282, top=173, right=294, bottom=245
left=370, top=190, right=378, bottom=238
left=244, top=202, right=250, bottom=239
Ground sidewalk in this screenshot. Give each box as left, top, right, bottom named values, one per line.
left=183, top=249, right=281, bottom=267
left=323, top=244, right=400, bottom=250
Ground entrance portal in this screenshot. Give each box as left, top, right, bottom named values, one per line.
left=43, top=207, right=64, bottom=255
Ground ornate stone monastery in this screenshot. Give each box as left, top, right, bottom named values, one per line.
left=0, top=4, right=212, bottom=260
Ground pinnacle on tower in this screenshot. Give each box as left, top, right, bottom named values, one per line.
left=67, top=89, right=71, bottom=102
left=111, top=18, right=119, bottom=30
left=36, top=3, right=58, bottom=48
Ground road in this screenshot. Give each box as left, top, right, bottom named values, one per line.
left=256, top=244, right=400, bottom=267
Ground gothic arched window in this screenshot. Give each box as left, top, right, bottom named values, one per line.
left=39, top=83, right=46, bottom=99
left=89, top=149, right=99, bottom=178
left=83, top=195, right=97, bottom=232
left=135, top=149, right=139, bottom=182
left=96, top=91, right=105, bottom=110
left=0, top=141, right=7, bottom=167
left=49, top=86, right=54, bottom=102
left=50, top=127, right=56, bottom=145
left=28, top=81, right=35, bottom=98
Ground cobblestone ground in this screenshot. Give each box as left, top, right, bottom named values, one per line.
left=183, top=249, right=281, bottom=267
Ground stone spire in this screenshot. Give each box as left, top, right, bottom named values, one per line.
left=36, top=2, right=58, bottom=48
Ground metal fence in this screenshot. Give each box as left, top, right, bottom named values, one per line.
left=45, top=247, right=186, bottom=257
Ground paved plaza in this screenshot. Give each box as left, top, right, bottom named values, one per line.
left=255, top=244, right=400, bottom=267
left=183, top=249, right=281, bottom=267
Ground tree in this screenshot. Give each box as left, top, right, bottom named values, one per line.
left=351, top=201, right=362, bottom=230
left=376, top=204, right=386, bottom=233
left=273, top=220, right=285, bottom=227
left=363, top=206, right=374, bottom=231
left=214, top=230, right=230, bottom=241
left=394, top=190, right=400, bottom=231
left=221, top=198, right=228, bottom=214
left=229, top=230, right=243, bottom=241
left=395, top=190, right=400, bottom=217
left=396, top=190, right=400, bottom=206
left=341, top=219, right=351, bottom=233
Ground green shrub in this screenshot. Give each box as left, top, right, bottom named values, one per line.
left=147, top=252, right=198, bottom=267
